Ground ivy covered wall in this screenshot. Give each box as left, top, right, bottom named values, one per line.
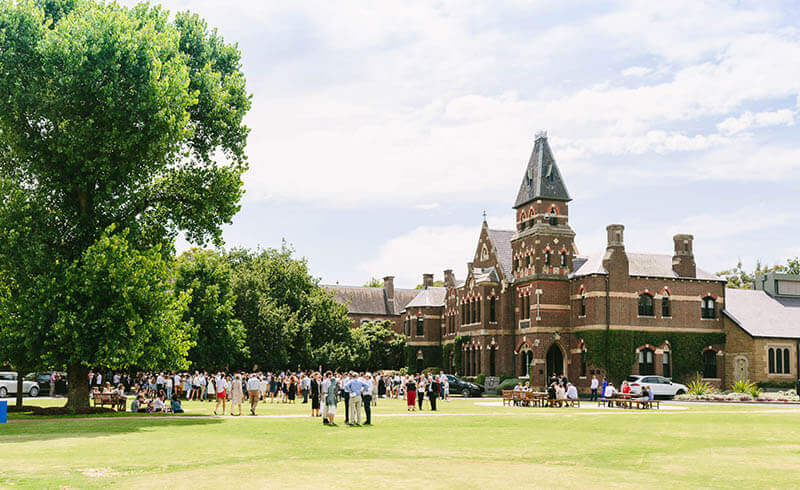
left=576, top=330, right=725, bottom=384
left=404, top=345, right=443, bottom=372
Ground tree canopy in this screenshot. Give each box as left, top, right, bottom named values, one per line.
left=717, top=258, right=800, bottom=289
left=0, top=0, right=250, bottom=411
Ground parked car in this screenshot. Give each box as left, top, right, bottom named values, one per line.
left=0, top=371, right=40, bottom=397
left=445, top=375, right=483, bottom=397
left=28, top=372, right=68, bottom=396
left=625, top=375, right=687, bottom=398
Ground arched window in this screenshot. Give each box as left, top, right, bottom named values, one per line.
left=701, top=297, right=716, bottom=319
left=639, top=348, right=655, bottom=375
left=638, top=293, right=654, bottom=316
left=663, top=351, right=671, bottom=378
left=489, top=348, right=496, bottom=376
left=662, top=296, right=671, bottom=317
left=476, top=298, right=481, bottom=323
left=544, top=250, right=551, bottom=266
left=528, top=255, right=534, bottom=268
left=560, top=251, right=567, bottom=267
left=489, top=297, right=496, bottom=322
left=580, top=294, right=586, bottom=317
left=769, top=348, right=775, bottom=373
left=416, top=317, right=424, bottom=337
left=703, top=350, right=717, bottom=378
left=784, top=348, right=790, bottom=374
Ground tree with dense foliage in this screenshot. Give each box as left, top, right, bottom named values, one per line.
left=363, top=277, right=382, bottom=288
left=717, top=258, right=800, bottom=289
left=351, top=320, right=405, bottom=372
left=228, top=246, right=357, bottom=371
left=0, top=0, right=250, bottom=411
left=175, top=249, right=247, bottom=370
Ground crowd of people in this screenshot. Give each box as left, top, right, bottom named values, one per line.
left=86, top=369, right=454, bottom=423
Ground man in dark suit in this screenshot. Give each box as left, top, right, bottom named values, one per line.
left=429, top=375, right=440, bottom=411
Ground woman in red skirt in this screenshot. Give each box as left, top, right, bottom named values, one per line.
left=405, top=376, right=417, bottom=411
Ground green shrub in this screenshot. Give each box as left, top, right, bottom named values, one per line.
left=732, top=379, right=760, bottom=398
left=422, top=366, right=441, bottom=376
left=756, top=380, right=797, bottom=390
left=497, top=378, right=522, bottom=391
left=475, top=374, right=486, bottom=386
left=687, top=373, right=714, bottom=395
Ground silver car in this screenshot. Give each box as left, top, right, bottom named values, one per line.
left=626, top=375, right=687, bottom=398
left=0, top=371, right=40, bottom=397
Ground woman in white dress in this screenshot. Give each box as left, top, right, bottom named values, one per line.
left=231, top=373, right=244, bottom=416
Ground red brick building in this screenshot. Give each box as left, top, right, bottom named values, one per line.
left=399, top=132, right=727, bottom=388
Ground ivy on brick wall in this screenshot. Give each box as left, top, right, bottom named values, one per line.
left=441, top=335, right=471, bottom=374
left=404, top=345, right=443, bottom=372
left=576, top=330, right=726, bottom=384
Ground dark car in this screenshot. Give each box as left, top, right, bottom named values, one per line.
left=28, top=372, right=68, bottom=396
left=445, top=375, right=483, bottom=397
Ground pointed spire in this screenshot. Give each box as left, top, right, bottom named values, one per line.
left=513, top=132, right=571, bottom=208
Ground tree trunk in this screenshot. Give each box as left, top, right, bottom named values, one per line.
left=16, top=374, right=24, bottom=409
left=65, top=364, right=90, bottom=413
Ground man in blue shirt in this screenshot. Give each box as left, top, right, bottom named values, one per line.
left=345, top=373, right=365, bottom=426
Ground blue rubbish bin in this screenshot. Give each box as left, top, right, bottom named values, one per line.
left=0, top=400, right=7, bottom=424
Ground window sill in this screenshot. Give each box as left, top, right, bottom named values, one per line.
left=577, top=315, right=586, bottom=319
left=700, top=317, right=717, bottom=321
left=637, top=315, right=655, bottom=318
left=661, top=316, right=672, bottom=319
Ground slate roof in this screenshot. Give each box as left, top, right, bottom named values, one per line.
left=473, top=266, right=500, bottom=283
left=487, top=229, right=515, bottom=280
left=404, top=287, right=447, bottom=308
left=724, top=289, right=800, bottom=338
left=514, top=134, right=571, bottom=208
left=322, top=285, right=418, bottom=315
left=571, top=252, right=720, bottom=280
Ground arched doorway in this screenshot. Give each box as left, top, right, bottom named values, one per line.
left=546, top=343, right=564, bottom=377
left=415, top=350, right=424, bottom=374
left=735, top=356, right=749, bottom=381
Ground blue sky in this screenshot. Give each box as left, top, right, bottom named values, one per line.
left=129, top=0, right=800, bottom=288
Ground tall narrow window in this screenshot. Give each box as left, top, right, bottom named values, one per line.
left=476, top=298, right=481, bottom=323
left=776, top=348, right=783, bottom=374
left=549, top=213, right=558, bottom=226
left=580, top=351, right=586, bottom=377
left=580, top=294, right=586, bottom=317
left=663, top=351, right=671, bottom=378
left=544, top=251, right=551, bottom=266
left=416, top=317, right=424, bottom=336
left=490, top=348, right=496, bottom=376
left=560, top=252, right=567, bottom=267
left=639, top=348, right=655, bottom=375
left=701, top=297, right=716, bottom=319
left=638, top=293, right=654, bottom=316
left=769, top=348, right=775, bottom=373
left=489, top=297, right=496, bottom=322
left=528, top=255, right=534, bottom=268
left=784, top=348, right=791, bottom=374
left=662, top=296, right=671, bottom=317
left=703, top=350, right=717, bottom=378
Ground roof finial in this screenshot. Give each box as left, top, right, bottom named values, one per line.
left=482, top=210, right=487, bottom=222
left=534, top=129, right=547, bottom=140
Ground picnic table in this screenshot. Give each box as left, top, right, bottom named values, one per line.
left=598, top=394, right=659, bottom=409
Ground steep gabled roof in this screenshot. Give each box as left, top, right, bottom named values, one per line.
left=724, top=289, right=800, bottom=338
left=487, top=228, right=514, bottom=280
left=514, top=133, right=571, bottom=208
left=404, top=287, right=447, bottom=308
left=322, top=285, right=418, bottom=315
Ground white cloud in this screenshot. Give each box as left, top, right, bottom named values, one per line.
left=358, top=215, right=514, bottom=288
left=414, top=203, right=440, bottom=210
left=622, top=66, right=652, bottom=77
left=717, top=109, right=796, bottom=134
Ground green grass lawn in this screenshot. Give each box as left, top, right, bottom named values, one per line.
left=3, top=397, right=800, bottom=488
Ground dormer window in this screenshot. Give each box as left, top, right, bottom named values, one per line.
left=549, top=214, right=557, bottom=226
left=480, top=244, right=489, bottom=261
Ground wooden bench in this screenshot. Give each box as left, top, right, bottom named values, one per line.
left=598, top=397, right=658, bottom=409
left=92, top=392, right=126, bottom=411
left=502, top=390, right=513, bottom=406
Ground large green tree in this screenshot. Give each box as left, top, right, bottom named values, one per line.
left=228, top=246, right=357, bottom=372
left=351, top=320, right=405, bottom=372
left=174, top=249, right=247, bottom=370
left=0, top=0, right=250, bottom=411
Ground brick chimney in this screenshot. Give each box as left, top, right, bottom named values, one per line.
left=672, top=234, right=696, bottom=278
left=383, top=276, right=395, bottom=313
left=422, top=273, right=434, bottom=289
left=602, top=224, right=629, bottom=288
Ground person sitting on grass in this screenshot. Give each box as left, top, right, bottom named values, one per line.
left=152, top=394, right=167, bottom=413
left=130, top=394, right=148, bottom=413
left=170, top=393, right=184, bottom=414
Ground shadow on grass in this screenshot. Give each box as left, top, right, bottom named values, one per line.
left=0, top=415, right=224, bottom=444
